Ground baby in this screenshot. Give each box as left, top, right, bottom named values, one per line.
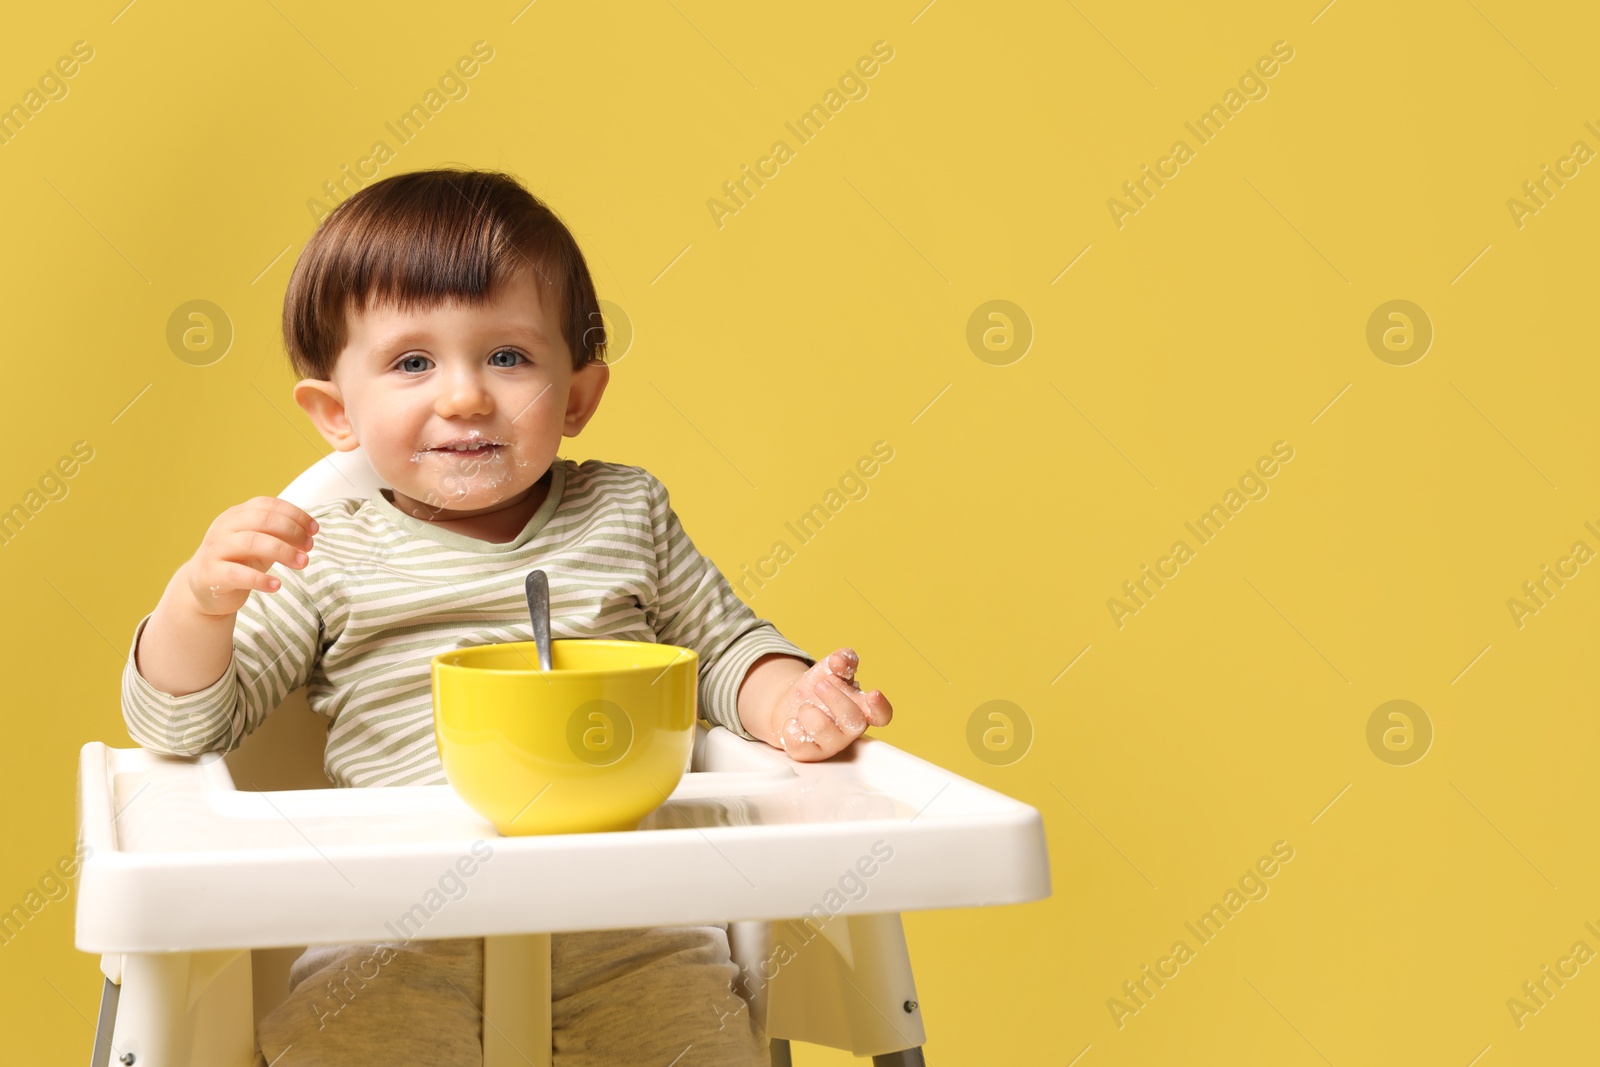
left=120, top=167, right=894, bottom=1067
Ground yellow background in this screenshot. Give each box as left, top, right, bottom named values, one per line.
left=3, top=0, right=1597, bottom=1062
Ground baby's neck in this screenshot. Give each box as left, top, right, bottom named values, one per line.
left=393, top=470, right=551, bottom=544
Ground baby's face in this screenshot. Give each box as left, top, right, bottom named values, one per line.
left=294, top=268, right=607, bottom=521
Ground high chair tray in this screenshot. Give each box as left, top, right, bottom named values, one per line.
left=75, top=724, right=1050, bottom=954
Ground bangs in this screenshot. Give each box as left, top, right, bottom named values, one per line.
left=282, top=168, right=604, bottom=379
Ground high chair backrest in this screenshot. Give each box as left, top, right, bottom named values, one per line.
left=221, top=448, right=388, bottom=792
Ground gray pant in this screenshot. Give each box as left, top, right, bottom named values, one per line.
left=254, top=926, right=770, bottom=1067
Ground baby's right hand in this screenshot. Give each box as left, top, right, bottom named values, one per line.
left=183, top=496, right=319, bottom=617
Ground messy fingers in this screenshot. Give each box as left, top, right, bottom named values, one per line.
left=861, top=688, right=893, bottom=728
left=824, top=648, right=891, bottom=728
left=813, top=675, right=869, bottom=736
left=821, top=647, right=860, bottom=684
left=776, top=701, right=838, bottom=759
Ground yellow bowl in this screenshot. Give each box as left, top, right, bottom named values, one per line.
left=432, top=639, right=698, bottom=835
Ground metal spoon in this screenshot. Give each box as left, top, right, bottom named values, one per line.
left=524, top=569, right=553, bottom=671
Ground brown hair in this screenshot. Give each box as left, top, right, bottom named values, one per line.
left=281, top=167, right=606, bottom=380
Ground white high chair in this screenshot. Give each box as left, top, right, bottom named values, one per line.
left=78, top=447, right=1052, bottom=1066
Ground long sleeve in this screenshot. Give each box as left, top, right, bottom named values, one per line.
left=642, top=470, right=813, bottom=741
left=120, top=560, right=324, bottom=757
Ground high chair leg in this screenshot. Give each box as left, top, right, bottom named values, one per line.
left=91, top=976, right=119, bottom=1067
left=105, top=949, right=255, bottom=1067
left=763, top=911, right=925, bottom=1056
left=769, top=1033, right=927, bottom=1064
left=771, top=1030, right=934, bottom=1062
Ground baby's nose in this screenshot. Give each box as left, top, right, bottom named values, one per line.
left=435, top=377, right=494, bottom=417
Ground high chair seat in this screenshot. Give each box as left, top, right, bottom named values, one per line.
left=79, top=446, right=1052, bottom=1066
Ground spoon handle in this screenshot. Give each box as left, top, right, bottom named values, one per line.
left=524, top=569, right=553, bottom=671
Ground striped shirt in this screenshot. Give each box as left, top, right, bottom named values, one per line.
left=121, top=458, right=813, bottom=787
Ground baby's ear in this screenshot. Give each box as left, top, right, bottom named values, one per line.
left=562, top=359, right=610, bottom=436
left=294, top=378, right=359, bottom=451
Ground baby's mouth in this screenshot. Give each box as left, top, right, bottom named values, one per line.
left=425, top=443, right=506, bottom=459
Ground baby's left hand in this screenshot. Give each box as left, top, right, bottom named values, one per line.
left=770, top=647, right=893, bottom=761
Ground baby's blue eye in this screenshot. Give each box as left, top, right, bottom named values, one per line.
left=394, top=349, right=527, bottom=373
